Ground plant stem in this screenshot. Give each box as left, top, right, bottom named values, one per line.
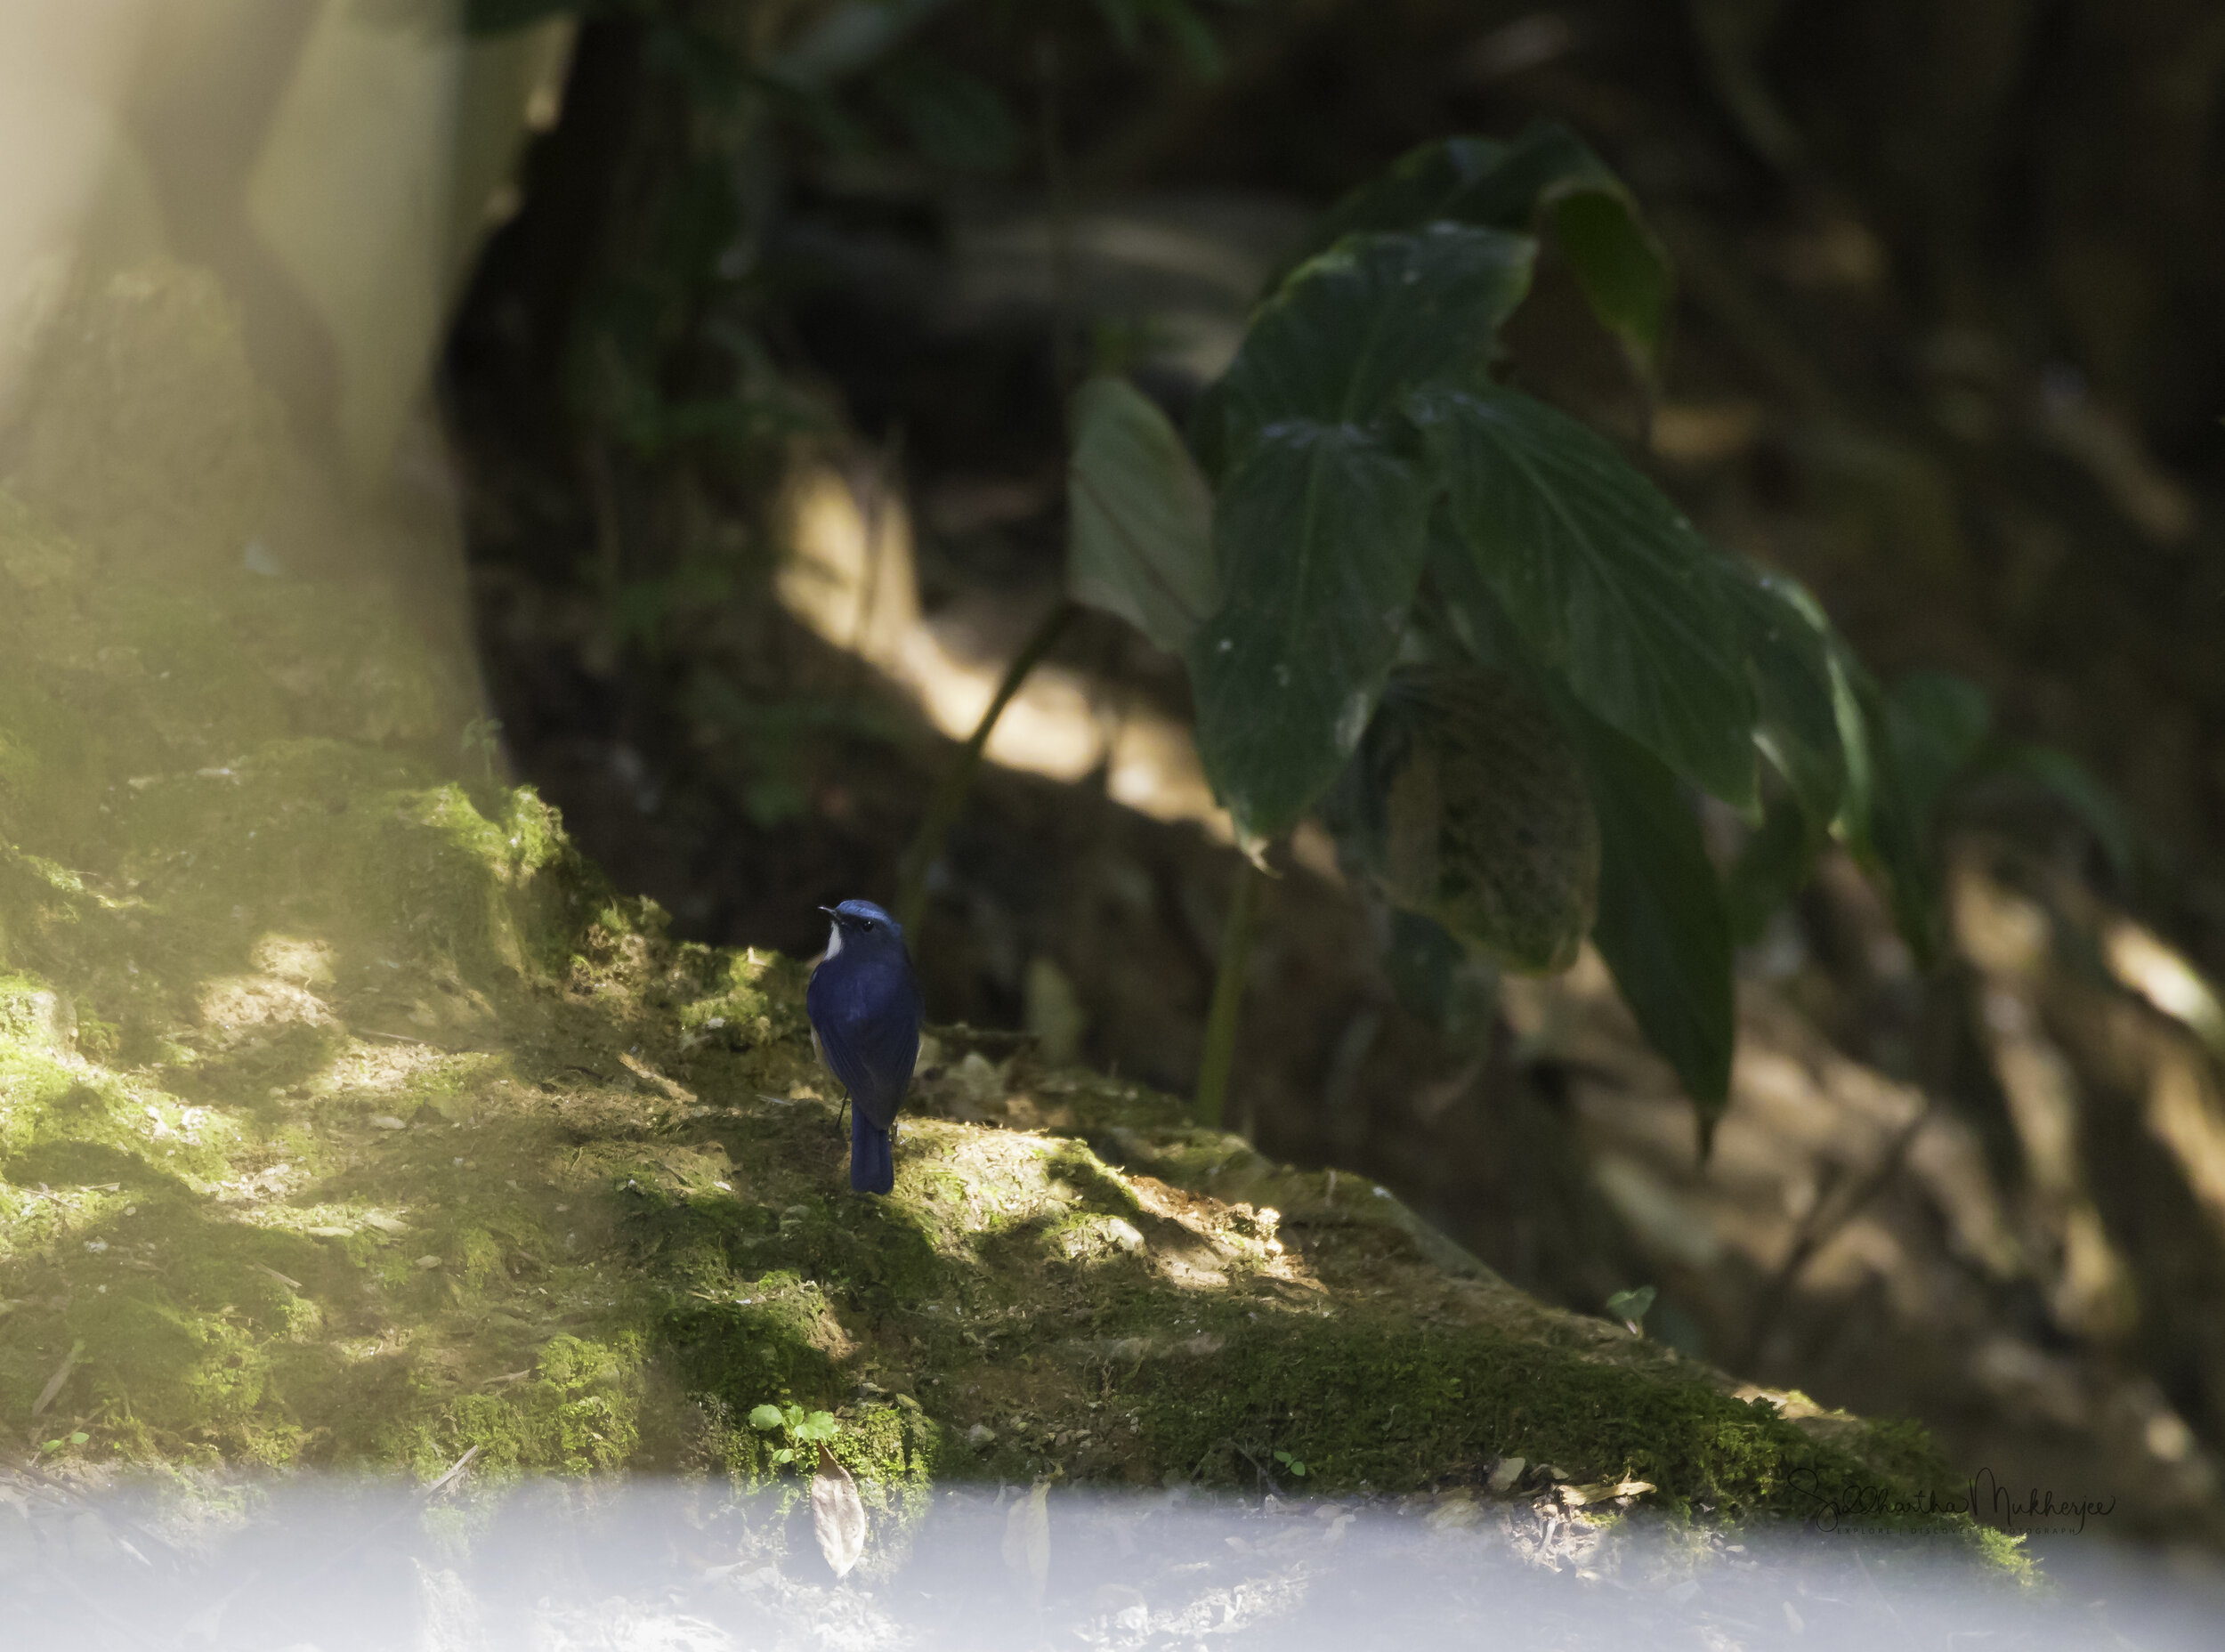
left=895, top=599, right=1080, bottom=940
left=1193, top=854, right=1266, bottom=1129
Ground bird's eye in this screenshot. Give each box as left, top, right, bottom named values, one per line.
left=860, top=919, right=876, bottom=931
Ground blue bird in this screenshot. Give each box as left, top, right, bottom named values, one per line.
left=805, top=899, right=923, bottom=1194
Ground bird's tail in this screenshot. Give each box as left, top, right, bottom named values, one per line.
left=850, top=1112, right=894, bottom=1195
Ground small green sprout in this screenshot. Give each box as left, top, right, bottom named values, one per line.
left=748, top=1401, right=840, bottom=1467
left=41, top=1431, right=89, bottom=1453
left=1274, top=1449, right=1308, bottom=1478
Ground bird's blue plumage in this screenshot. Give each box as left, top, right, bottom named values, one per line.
left=805, top=899, right=921, bottom=1195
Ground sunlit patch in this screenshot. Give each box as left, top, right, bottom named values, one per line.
left=1951, top=867, right=2050, bottom=975
left=250, top=934, right=336, bottom=986
left=1106, top=709, right=1227, bottom=837
left=777, top=460, right=1234, bottom=838
left=197, top=975, right=336, bottom=1033
left=2142, top=1045, right=2225, bottom=1228
left=326, top=1041, right=473, bottom=1096
left=2106, top=919, right=2225, bottom=1056
left=1052, top=1213, right=1145, bottom=1260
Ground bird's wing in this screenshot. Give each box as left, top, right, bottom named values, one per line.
left=808, top=969, right=918, bottom=1131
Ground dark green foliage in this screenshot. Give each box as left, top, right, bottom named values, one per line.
left=1211, top=227, right=1536, bottom=449
left=1271, top=121, right=1673, bottom=376
left=1183, top=227, right=1535, bottom=843
left=1414, top=383, right=1756, bottom=808
left=1871, top=669, right=2136, bottom=898
left=1547, top=187, right=1672, bottom=379
left=481, top=2, right=2124, bottom=1139
left=1071, top=123, right=2063, bottom=1129
left=1187, top=425, right=1430, bottom=844
left=1560, top=702, right=1736, bottom=1133
left=1719, top=563, right=1847, bottom=833
left=1067, top=117, right=2140, bottom=1129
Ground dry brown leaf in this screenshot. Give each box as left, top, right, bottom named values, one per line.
left=812, top=1442, right=866, bottom=1578
left=1560, top=1477, right=1655, bottom=1506
left=32, top=1340, right=83, bottom=1416
left=1002, top=1478, right=1051, bottom=1604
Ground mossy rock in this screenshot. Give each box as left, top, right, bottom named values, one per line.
left=0, top=485, right=2008, bottom=1570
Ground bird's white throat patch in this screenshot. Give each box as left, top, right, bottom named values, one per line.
left=824, top=920, right=844, bottom=960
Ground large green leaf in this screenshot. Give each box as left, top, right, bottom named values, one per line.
left=1718, top=563, right=1845, bottom=830
left=1718, top=571, right=1962, bottom=952
left=1211, top=226, right=1535, bottom=458
left=1558, top=700, right=1736, bottom=1131
left=1412, top=383, right=1757, bottom=808
left=1420, top=544, right=1736, bottom=1131
left=1274, top=122, right=1671, bottom=373
left=1547, top=189, right=1672, bottom=378
left=1187, top=424, right=1430, bottom=844
left=1711, top=580, right=1941, bottom=963
left=1328, top=668, right=1599, bottom=972
left=1283, top=136, right=1517, bottom=269
left=1065, top=377, right=1217, bottom=654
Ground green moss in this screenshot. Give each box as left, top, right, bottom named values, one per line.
left=676, top=947, right=813, bottom=1049
left=451, top=1225, right=507, bottom=1290
left=662, top=1271, right=845, bottom=1415
left=1124, top=1312, right=1903, bottom=1512
left=0, top=497, right=2017, bottom=1573
left=69, top=1286, right=272, bottom=1430
left=86, top=581, right=293, bottom=761
left=375, top=1332, right=649, bottom=1479
left=1970, top=1526, right=2036, bottom=1581
left=0, top=676, right=100, bottom=853
left=0, top=972, right=65, bottom=1049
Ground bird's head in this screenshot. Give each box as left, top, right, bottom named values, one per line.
left=818, top=899, right=906, bottom=960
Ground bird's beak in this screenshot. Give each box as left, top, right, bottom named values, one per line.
left=817, top=905, right=837, bottom=919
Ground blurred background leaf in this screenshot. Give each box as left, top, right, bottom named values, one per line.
left=1065, top=375, right=1216, bottom=653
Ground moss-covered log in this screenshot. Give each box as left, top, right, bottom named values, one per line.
left=0, top=268, right=2012, bottom=1574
